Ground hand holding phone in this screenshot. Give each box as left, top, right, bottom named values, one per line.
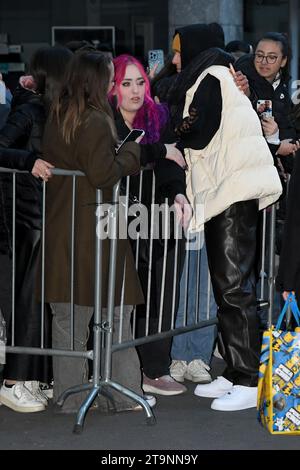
left=116, top=129, right=145, bottom=153
left=229, top=63, right=250, bottom=95
left=257, top=100, right=273, bottom=119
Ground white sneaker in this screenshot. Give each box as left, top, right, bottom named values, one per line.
left=144, top=394, right=156, bottom=408
left=211, top=385, right=258, bottom=411
left=25, top=381, right=49, bottom=406
left=0, top=382, right=45, bottom=413
left=170, top=360, right=187, bottom=382
left=194, top=376, right=233, bottom=398
left=40, top=381, right=53, bottom=400
left=185, top=359, right=212, bottom=383
left=123, top=394, right=157, bottom=412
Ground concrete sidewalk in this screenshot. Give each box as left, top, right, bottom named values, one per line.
left=0, top=358, right=299, bottom=451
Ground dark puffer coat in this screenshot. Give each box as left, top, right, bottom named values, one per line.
left=0, top=86, right=52, bottom=383
left=236, top=54, right=297, bottom=253
left=236, top=54, right=296, bottom=167
left=0, top=87, right=44, bottom=254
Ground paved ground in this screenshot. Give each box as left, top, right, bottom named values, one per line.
left=0, top=358, right=299, bottom=451
left=0, top=254, right=298, bottom=453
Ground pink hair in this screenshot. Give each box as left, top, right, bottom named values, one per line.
left=109, top=54, right=168, bottom=144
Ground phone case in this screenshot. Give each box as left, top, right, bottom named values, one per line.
left=116, top=129, right=145, bottom=153
left=148, top=50, right=164, bottom=73
left=257, top=100, right=272, bottom=118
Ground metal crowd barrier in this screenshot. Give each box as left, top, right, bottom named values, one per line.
left=0, top=168, right=277, bottom=433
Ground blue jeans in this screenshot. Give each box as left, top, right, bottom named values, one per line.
left=171, top=239, right=217, bottom=365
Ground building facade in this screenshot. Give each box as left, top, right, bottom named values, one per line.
left=0, top=0, right=297, bottom=71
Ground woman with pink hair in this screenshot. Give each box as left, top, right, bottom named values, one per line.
left=112, top=54, right=168, bottom=144
left=109, top=54, right=191, bottom=397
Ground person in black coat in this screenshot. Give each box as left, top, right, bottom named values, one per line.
left=0, top=46, right=73, bottom=413
left=0, top=84, right=54, bottom=255
left=277, top=152, right=300, bottom=302
left=236, top=33, right=300, bottom=248
left=109, top=54, right=191, bottom=396
left=236, top=33, right=299, bottom=169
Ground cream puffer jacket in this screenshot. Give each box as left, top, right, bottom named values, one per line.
left=183, top=65, right=282, bottom=232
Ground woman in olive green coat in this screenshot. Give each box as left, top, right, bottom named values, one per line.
left=42, top=52, right=144, bottom=413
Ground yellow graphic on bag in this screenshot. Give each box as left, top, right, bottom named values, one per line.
left=258, top=294, right=300, bottom=435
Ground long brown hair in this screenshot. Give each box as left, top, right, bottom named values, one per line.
left=30, top=46, right=73, bottom=107
left=52, top=51, right=116, bottom=144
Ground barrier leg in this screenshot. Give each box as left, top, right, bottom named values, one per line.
left=56, top=382, right=93, bottom=407
left=105, top=379, right=156, bottom=425
left=73, top=386, right=100, bottom=434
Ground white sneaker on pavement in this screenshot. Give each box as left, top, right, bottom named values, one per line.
left=144, top=394, right=156, bottom=408
left=185, top=359, right=212, bottom=383
left=25, top=381, right=49, bottom=406
left=40, top=381, right=53, bottom=400
left=194, top=376, right=233, bottom=398
left=211, top=385, right=258, bottom=411
left=0, top=381, right=45, bottom=413
left=170, top=360, right=187, bottom=382
left=120, top=394, right=157, bottom=412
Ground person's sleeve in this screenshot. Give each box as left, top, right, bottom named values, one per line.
left=0, top=104, right=38, bottom=171
left=248, top=86, right=258, bottom=105
left=0, top=105, right=33, bottom=148
left=154, top=159, right=186, bottom=204
left=175, top=74, right=222, bottom=150
left=0, top=147, right=37, bottom=171
left=75, top=113, right=141, bottom=189
left=140, top=142, right=166, bottom=166
left=278, top=96, right=297, bottom=140
left=268, top=143, right=281, bottom=158
left=277, top=154, right=300, bottom=291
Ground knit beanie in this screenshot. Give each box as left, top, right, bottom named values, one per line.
left=172, top=33, right=181, bottom=53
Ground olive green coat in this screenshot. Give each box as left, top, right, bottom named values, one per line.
left=42, top=108, right=143, bottom=307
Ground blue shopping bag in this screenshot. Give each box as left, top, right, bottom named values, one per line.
left=257, top=293, right=300, bottom=434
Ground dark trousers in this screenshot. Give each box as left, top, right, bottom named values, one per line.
left=4, top=226, right=52, bottom=382
left=205, top=200, right=261, bottom=387
left=135, top=237, right=186, bottom=379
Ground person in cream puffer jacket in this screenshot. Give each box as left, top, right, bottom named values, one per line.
left=184, top=64, right=282, bottom=231
left=168, top=23, right=282, bottom=412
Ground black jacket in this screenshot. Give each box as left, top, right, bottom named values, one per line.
left=277, top=152, right=300, bottom=295
left=114, top=108, right=186, bottom=204
left=236, top=54, right=296, bottom=170
left=0, top=87, right=46, bottom=254
left=113, top=109, right=186, bottom=320
left=156, top=48, right=232, bottom=155
left=236, top=54, right=297, bottom=232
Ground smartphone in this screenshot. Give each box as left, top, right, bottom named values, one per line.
left=148, top=49, right=164, bottom=74
left=257, top=100, right=273, bottom=119
left=229, top=63, right=236, bottom=77
left=116, top=129, right=145, bottom=153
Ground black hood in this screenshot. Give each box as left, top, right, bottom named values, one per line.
left=11, top=85, right=41, bottom=111
left=167, top=47, right=233, bottom=111
left=175, top=23, right=225, bottom=70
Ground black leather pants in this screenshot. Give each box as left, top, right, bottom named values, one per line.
left=205, top=200, right=260, bottom=387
